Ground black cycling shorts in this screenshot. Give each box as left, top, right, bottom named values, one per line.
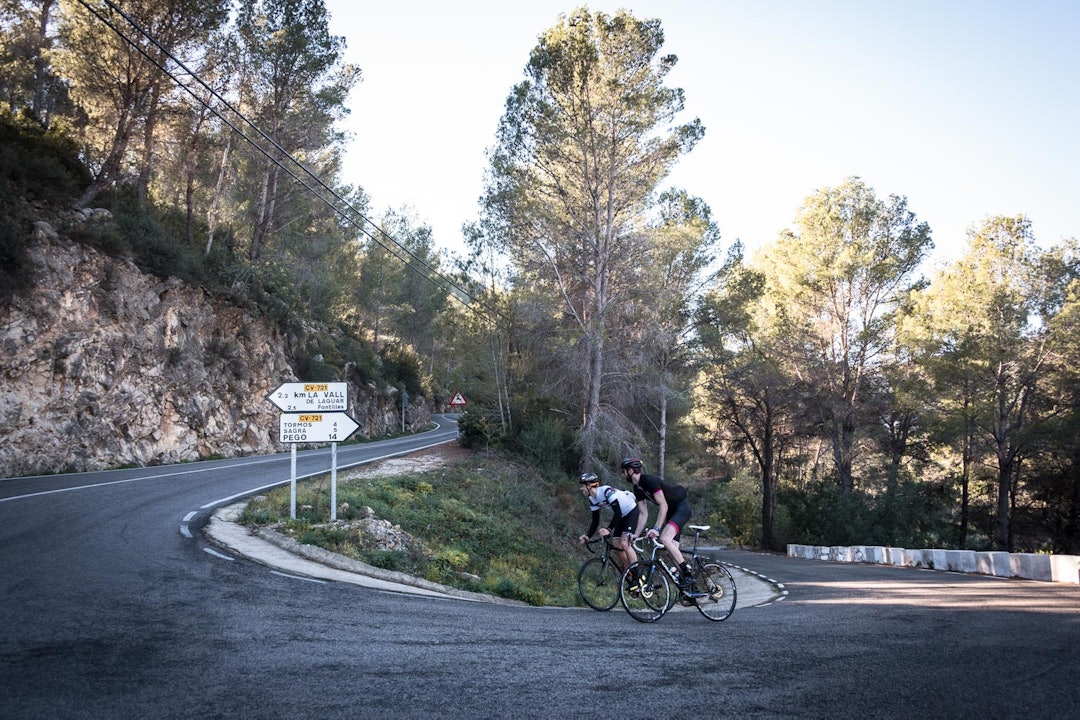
left=662, top=500, right=692, bottom=540
left=611, top=506, right=639, bottom=538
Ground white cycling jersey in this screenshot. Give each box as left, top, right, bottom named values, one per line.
left=588, top=485, right=637, bottom=516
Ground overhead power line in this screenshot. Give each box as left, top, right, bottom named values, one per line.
left=76, top=0, right=484, bottom=313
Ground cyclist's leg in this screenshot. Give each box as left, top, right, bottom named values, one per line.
left=611, top=535, right=636, bottom=578
left=658, top=524, right=685, bottom=565
left=612, top=510, right=639, bottom=574
left=662, top=501, right=693, bottom=580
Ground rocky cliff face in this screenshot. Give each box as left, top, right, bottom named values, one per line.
left=0, top=218, right=429, bottom=478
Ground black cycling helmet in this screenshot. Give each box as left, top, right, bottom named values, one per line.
left=620, top=457, right=643, bottom=471
left=579, top=472, right=600, bottom=486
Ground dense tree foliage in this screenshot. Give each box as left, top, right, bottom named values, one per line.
left=2, top=2, right=1078, bottom=553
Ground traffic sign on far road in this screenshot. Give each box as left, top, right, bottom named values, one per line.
left=278, top=412, right=360, bottom=444
left=267, top=382, right=348, bottom=412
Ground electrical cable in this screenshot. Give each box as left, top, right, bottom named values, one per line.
left=75, top=0, right=484, bottom=312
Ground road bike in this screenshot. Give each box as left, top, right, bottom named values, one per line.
left=619, top=524, right=737, bottom=623
left=577, top=534, right=634, bottom=611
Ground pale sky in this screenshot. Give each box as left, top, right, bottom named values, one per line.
left=322, top=0, right=1079, bottom=269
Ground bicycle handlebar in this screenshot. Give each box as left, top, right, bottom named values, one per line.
left=631, top=535, right=664, bottom=555
left=582, top=535, right=612, bottom=553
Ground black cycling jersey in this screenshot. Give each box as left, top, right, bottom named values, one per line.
left=631, top=473, right=687, bottom=507
left=632, top=472, right=691, bottom=538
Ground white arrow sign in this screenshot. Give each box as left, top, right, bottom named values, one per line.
left=279, top=412, right=360, bottom=444
left=267, top=382, right=348, bottom=412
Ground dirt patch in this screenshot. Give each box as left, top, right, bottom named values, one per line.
left=340, top=442, right=472, bottom=480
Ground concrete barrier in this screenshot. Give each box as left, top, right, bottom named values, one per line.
left=924, top=549, right=948, bottom=570
left=945, top=550, right=977, bottom=573
left=884, top=547, right=905, bottom=566
left=1011, top=553, right=1051, bottom=582
left=786, top=543, right=1079, bottom=585
left=975, top=551, right=1012, bottom=577
left=1050, top=555, right=1080, bottom=584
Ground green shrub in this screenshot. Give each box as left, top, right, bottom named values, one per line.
left=457, top=410, right=495, bottom=449
left=0, top=111, right=89, bottom=206
left=369, top=549, right=411, bottom=572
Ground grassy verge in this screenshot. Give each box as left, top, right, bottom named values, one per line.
left=240, top=450, right=590, bottom=606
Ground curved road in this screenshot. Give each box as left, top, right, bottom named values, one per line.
left=2, top=415, right=1078, bottom=719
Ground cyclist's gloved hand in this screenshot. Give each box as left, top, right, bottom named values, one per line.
left=578, top=535, right=589, bottom=545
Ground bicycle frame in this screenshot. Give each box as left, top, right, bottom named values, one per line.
left=621, top=525, right=738, bottom=622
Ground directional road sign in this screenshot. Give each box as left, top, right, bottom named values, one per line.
left=278, top=412, right=360, bottom=444
left=267, top=382, right=348, bottom=412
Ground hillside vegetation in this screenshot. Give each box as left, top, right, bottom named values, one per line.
left=239, top=447, right=606, bottom=607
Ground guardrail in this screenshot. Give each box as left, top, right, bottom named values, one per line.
left=787, top=544, right=1080, bottom=585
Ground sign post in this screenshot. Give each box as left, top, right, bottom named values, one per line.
left=449, top=391, right=467, bottom=412
left=268, top=383, right=357, bottom=520
left=276, top=411, right=360, bottom=520
left=267, top=382, right=348, bottom=412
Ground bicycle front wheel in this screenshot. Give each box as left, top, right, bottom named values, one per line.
left=577, top=556, right=621, bottom=611
left=693, top=562, right=737, bottom=621
left=619, top=562, right=672, bottom=623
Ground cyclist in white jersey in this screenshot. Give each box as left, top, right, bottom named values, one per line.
left=577, top=472, right=640, bottom=578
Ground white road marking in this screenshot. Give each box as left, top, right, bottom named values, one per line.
left=203, top=547, right=234, bottom=561
left=271, top=571, right=327, bottom=584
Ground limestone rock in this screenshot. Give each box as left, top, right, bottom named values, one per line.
left=0, top=224, right=430, bottom=477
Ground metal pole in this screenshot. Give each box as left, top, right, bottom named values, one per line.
left=330, top=442, right=338, bottom=521
left=290, top=443, right=297, bottom=519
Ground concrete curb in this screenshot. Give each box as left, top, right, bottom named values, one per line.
left=787, top=543, right=1080, bottom=585
left=206, top=502, right=527, bottom=605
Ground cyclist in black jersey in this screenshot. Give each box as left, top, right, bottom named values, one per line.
left=621, top=457, right=694, bottom=586
left=577, top=472, right=640, bottom=576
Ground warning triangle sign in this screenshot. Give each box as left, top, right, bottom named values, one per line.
left=449, top=392, right=467, bottom=406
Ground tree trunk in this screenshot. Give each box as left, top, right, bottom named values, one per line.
left=830, top=411, right=856, bottom=493
left=760, top=418, right=777, bottom=551
left=205, top=135, right=231, bottom=257
left=580, top=330, right=604, bottom=470
left=959, top=427, right=972, bottom=548
left=995, top=452, right=1013, bottom=551
left=76, top=112, right=134, bottom=209
left=136, top=83, right=163, bottom=207
left=658, top=393, right=667, bottom=478
left=31, top=0, right=56, bottom=126
left=251, top=162, right=273, bottom=261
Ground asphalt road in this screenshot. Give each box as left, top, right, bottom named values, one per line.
left=2, top=416, right=1078, bottom=719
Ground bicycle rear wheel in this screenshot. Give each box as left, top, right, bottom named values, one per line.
left=577, top=556, right=621, bottom=611
left=619, top=562, right=672, bottom=623
left=692, top=562, right=737, bottom=621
